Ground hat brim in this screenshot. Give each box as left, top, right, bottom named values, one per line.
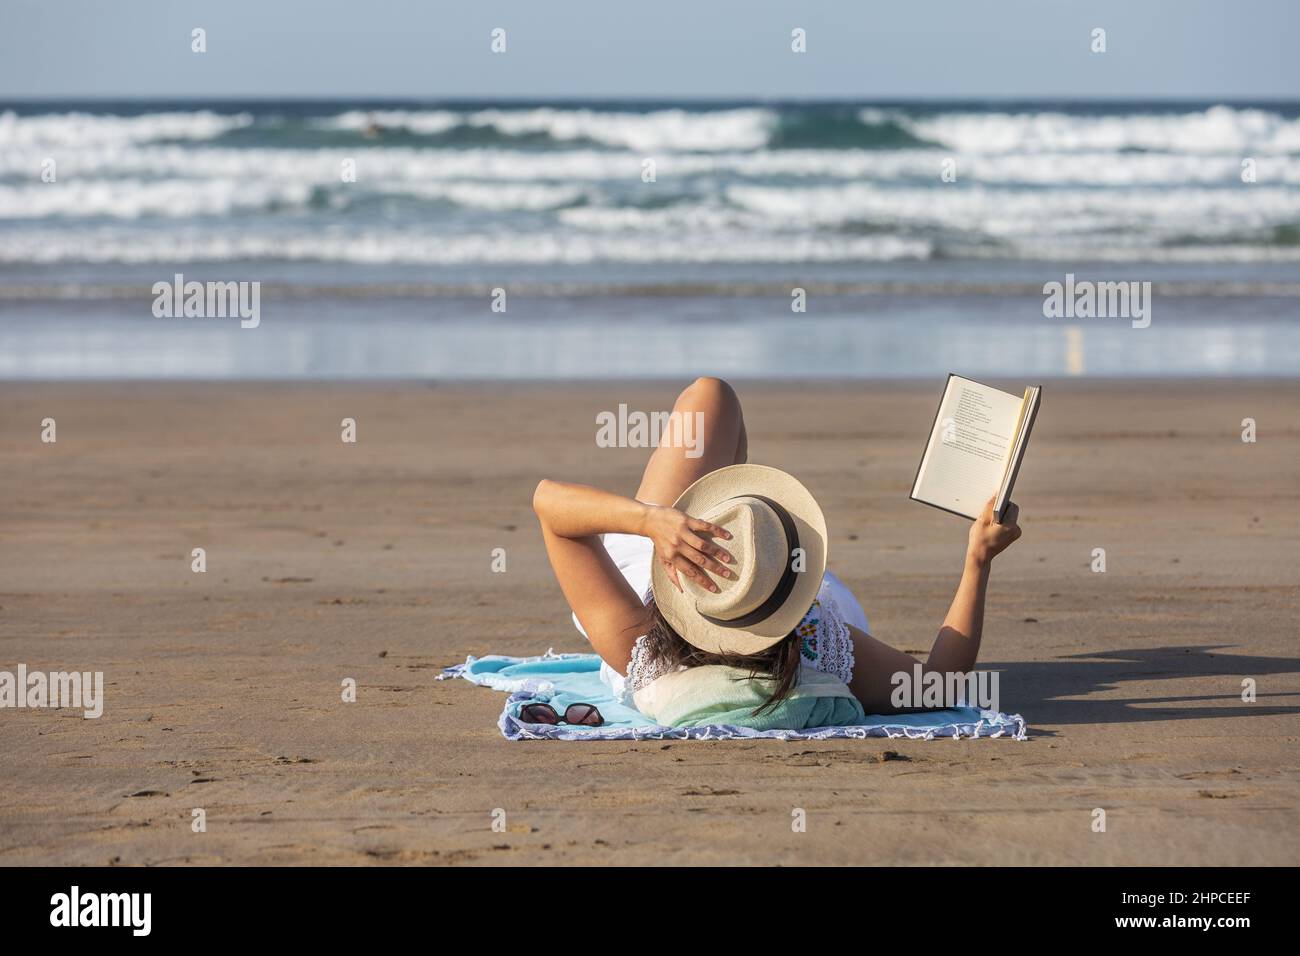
left=650, top=464, right=828, bottom=656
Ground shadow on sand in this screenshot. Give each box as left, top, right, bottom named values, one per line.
left=987, top=645, right=1300, bottom=729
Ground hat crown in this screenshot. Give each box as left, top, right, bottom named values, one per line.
left=690, top=496, right=789, bottom=621
left=650, top=463, right=828, bottom=656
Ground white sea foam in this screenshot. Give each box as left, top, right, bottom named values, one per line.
left=558, top=204, right=763, bottom=232
left=0, top=228, right=932, bottom=266
left=0, top=145, right=638, bottom=184
left=952, top=243, right=1300, bottom=264
left=377, top=181, right=589, bottom=210
left=316, top=109, right=462, bottom=136
left=464, top=107, right=776, bottom=151
left=726, top=182, right=1300, bottom=242
left=5, top=142, right=1297, bottom=190
left=4, top=222, right=1297, bottom=266
left=317, top=104, right=1300, bottom=155
left=314, top=106, right=776, bottom=151
left=894, top=105, right=1300, bottom=155
left=0, top=178, right=315, bottom=219
left=0, top=110, right=253, bottom=148
left=4, top=104, right=1296, bottom=159
left=1, top=105, right=1296, bottom=265
left=3, top=176, right=1294, bottom=259
left=0, top=173, right=590, bottom=219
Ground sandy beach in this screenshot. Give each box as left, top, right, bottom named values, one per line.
left=1, top=378, right=1297, bottom=866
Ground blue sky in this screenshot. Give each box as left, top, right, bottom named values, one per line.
left=1, top=0, right=1295, bottom=100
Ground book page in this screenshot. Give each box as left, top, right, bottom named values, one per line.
left=999, top=388, right=1033, bottom=487
left=995, top=386, right=1041, bottom=519
left=912, top=376, right=1025, bottom=519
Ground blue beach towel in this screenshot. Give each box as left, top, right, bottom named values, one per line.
left=439, top=650, right=1028, bottom=741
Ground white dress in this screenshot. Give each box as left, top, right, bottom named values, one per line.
left=572, top=532, right=869, bottom=706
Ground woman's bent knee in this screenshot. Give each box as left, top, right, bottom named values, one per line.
left=679, top=376, right=738, bottom=410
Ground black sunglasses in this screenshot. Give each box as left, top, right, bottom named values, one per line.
left=518, top=701, right=604, bottom=727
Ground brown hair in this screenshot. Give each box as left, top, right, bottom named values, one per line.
left=641, top=601, right=802, bottom=715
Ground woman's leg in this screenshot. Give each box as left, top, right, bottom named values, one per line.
left=635, top=377, right=748, bottom=507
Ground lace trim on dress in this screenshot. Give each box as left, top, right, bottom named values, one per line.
left=624, top=584, right=680, bottom=695
left=625, top=633, right=675, bottom=695
left=807, top=588, right=856, bottom=686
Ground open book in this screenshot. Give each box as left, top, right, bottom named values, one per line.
left=910, top=374, right=1042, bottom=521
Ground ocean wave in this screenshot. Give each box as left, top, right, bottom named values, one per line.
left=6, top=142, right=1299, bottom=191
left=4, top=223, right=1299, bottom=266
left=895, top=105, right=1300, bottom=155
left=318, top=106, right=777, bottom=152
left=0, top=110, right=254, bottom=148
left=0, top=144, right=636, bottom=184
left=4, top=177, right=1297, bottom=260
left=0, top=228, right=932, bottom=265
left=558, top=203, right=758, bottom=232
left=376, top=181, right=589, bottom=211
left=772, top=110, right=934, bottom=150
left=726, top=183, right=1300, bottom=243
left=2, top=106, right=774, bottom=153
left=318, top=109, right=463, bottom=137
left=0, top=174, right=592, bottom=219
left=2, top=104, right=1298, bottom=265
left=8, top=218, right=1300, bottom=266
left=0, top=178, right=317, bottom=220
left=8, top=104, right=1298, bottom=155
left=954, top=242, right=1300, bottom=264
left=5, top=104, right=1299, bottom=159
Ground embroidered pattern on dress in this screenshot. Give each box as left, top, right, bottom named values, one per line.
left=797, top=600, right=823, bottom=662
left=806, top=587, right=856, bottom=686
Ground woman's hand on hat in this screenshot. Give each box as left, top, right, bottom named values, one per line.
left=642, top=505, right=735, bottom=593
left=967, top=497, right=1022, bottom=566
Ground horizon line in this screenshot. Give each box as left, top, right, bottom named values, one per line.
left=4, top=94, right=1300, bottom=107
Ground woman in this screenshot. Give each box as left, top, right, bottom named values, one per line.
left=533, top=377, right=1022, bottom=717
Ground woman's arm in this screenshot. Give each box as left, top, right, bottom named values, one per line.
left=847, top=497, right=1021, bottom=712
left=533, top=479, right=650, bottom=539
left=532, top=479, right=733, bottom=673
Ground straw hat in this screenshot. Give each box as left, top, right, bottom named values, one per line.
left=650, top=464, right=827, bottom=655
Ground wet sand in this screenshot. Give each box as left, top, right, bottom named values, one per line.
left=1, top=379, right=1297, bottom=865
